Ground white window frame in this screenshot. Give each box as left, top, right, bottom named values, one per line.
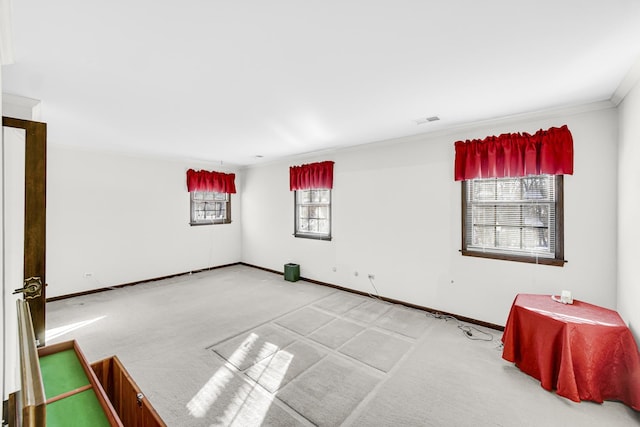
left=294, top=189, right=332, bottom=240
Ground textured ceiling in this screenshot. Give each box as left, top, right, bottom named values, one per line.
left=4, top=1, right=640, bottom=166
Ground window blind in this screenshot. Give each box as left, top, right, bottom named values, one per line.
left=464, top=175, right=557, bottom=258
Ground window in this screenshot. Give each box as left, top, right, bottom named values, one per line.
left=190, top=191, right=231, bottom=225
left=295, top=189, right=331, bottom=240
left=461, top=175, right=564, bottom=266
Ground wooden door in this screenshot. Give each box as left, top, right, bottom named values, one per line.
left=3, top=117, right=47, bottom=346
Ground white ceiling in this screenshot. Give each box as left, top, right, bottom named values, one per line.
left=4, top=1, right=640, bottom=166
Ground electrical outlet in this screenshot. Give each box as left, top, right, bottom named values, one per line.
left=354, top=271, right=359, bottom=277
left=83, top=272, right=93, bottom=278
left=368, top=274, right=375, bottom=280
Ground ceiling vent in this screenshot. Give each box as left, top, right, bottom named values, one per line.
left=414, top=116, right=440, bottom=125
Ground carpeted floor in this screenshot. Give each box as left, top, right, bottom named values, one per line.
left=45, top=265, right=640, bottom=426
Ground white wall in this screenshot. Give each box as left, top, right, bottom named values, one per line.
left=242, top=106, right=619, bottom=326
left=1, top=55, right=6, bottom=415
left=618, top=79, right=640, bottom=342
left=46, top=146, right=242, bottom=297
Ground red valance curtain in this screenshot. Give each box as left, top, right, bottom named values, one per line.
left=290, top=161, right=334, bottom=190
left=454, top=125, right=574, bottom=181
left=186, top=169, right=237, bottom=193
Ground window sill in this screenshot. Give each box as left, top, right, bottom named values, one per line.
left=460, top=250, right=566, bottom=267
left=190, top=221, right=232, bottom=226
left=294, top=233, right=332, bottom=241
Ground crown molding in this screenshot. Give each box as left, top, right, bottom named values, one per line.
left=611, top=55, right=640, bottom=106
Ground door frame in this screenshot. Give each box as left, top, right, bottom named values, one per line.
left=2, top=117, right=47, bottom=346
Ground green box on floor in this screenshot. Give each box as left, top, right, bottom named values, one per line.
left=284, top=263, right=300, bottom=282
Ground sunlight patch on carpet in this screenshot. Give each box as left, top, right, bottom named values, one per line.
left=45, top=316, right=107, bottom=341
left=246, top=341, right=327, bottom=392
left=211, top=325, right=298, bottom=370
left=187, top=365, right=235, bottom=418
left=212, top=379, right=274, bottom=426
left=188, top=364, right=299, bottom=426
left=190, top=332, right=261, bottom=417
left=191, top=332, right=299, bottom=425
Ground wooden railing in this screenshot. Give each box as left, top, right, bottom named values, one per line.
left=14, top=300, right=46, bottom=427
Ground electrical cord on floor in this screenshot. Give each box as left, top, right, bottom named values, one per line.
left=458, top=324, right=494, bottom=341
left=426, top=312, right=495, bottom=342
left=367, top=276, right=384, bottom=301
left=363, top=279, right=500, bottom=346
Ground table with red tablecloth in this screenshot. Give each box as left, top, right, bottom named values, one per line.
left=502, top=293, right=640, bottom=410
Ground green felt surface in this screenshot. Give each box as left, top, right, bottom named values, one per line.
left=39, top=349, right=90, bottom=399
left=46, top=389, right=111, bottom=427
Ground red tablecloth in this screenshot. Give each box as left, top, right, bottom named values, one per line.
left=502, top=293, right=640, bottom=410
